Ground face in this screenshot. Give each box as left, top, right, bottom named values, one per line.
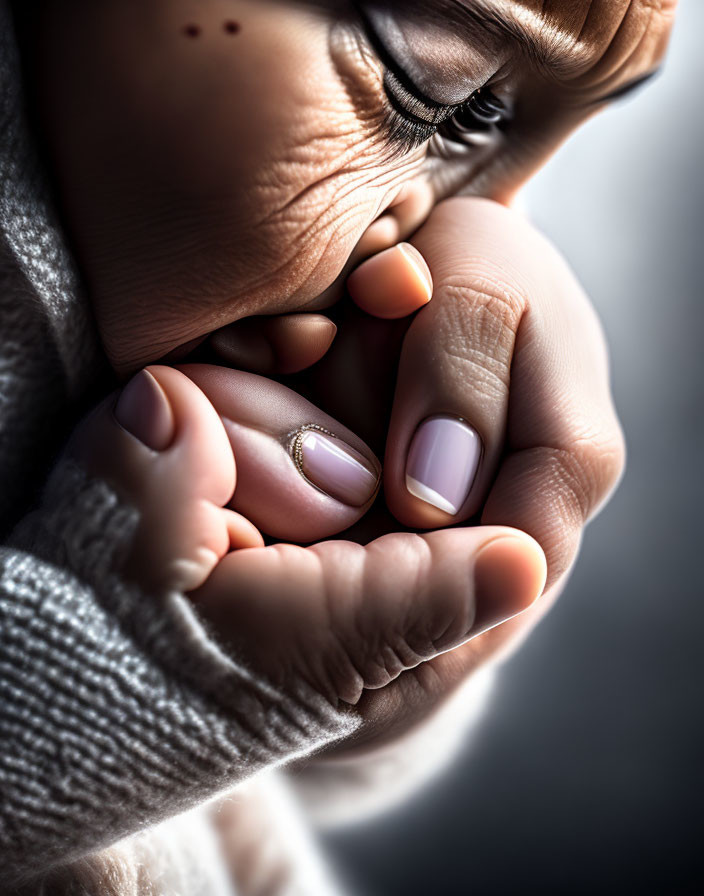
left=30, top=0, right=675, bottom=373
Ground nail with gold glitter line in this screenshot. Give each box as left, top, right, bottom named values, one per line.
left=292, top=425, right=379, bottom=507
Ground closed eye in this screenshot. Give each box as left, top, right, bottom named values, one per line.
left=355, top=6, right=510, bottom=154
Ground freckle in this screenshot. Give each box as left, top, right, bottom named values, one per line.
left=223, top=20, right=240, bottom=35
left=183, top=24, right=201, bottom=38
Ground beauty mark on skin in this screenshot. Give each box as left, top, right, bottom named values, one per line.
left=223, top=21, right=241, bottom=35
left=183, top=24, right=201, bottom=38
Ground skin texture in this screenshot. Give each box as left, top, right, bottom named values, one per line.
left=27, top=0, right=675, bottom=372
left=16, top=6, right=677, bottom=888
left=67, top=199, right=623, bottom=753
left=70, top=356, right=549, bottom=710
left=312, top=198, right=626, bottom=749
left=25, top=0, right=676, bottom=784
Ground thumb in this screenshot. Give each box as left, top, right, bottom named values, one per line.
left=189, top=526, right=546, bottom=705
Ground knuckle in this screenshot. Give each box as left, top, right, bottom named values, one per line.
left=339, top=533, right=460, bottom=692
left=438, top=277, right=526, bottom=392
left=556, top=426, right=627, bottom=522
left=443, top=276, right=525, bottom=332
left=598, top=424, right=628, bottom=492
left=540, top=447, right=594, bottom=529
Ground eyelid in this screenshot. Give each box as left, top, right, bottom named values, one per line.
left=353, top=6, right=508, bottom=155
left=354, top=4, right=458, bottom=118
left=383, top=68, right=457, bottom=127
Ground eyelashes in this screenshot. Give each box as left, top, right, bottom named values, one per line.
left=384, top=72, right=510, bottom=152
left=383, top=69, right=455, bottom=130
left=352, top=6, right=508, bottom=156
left=179, top=12, right=502, bottom=155
left=436, top=89, right=509, bottom=146
left=450, top=90, right=506, bottom=130
left=380, top=68, right=510, bottom=155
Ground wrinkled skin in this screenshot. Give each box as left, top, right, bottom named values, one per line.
left=10, top=6, right=678, bottom=891
left=24, top=0, right=676, bottom=749
left=29, top=0, right=675, bottom=371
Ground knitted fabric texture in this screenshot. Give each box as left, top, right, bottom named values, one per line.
left=0, top=2, right=358, bottom=888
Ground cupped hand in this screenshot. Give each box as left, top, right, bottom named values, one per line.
left=66, top=198, right=624, bottom=761
left=269, top=197, right=626, bottom=753
left=65, top=248, right=544, bottom=737
left=178, top=362, right=546, bottom=709
left=185, top=197, right=625, bottom=757
left=66, top=360, right=544, bottom=736
left=65, top=364, right=384, bottom=592
left=62, top=244, right=434, bottom=592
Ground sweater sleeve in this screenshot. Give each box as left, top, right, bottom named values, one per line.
left=0, top=459, right=359, bottom=888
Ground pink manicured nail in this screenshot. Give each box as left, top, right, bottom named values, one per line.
left=114, top=369, right=174, bottom=451
left=295, top=429, right=379, bottom=507
left=406, top=416, right=481, bottom=515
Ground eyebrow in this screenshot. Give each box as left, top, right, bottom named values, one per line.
left=445, top=0, right=585, bottom=73
left=446, top=0, right=662, bottom=93
left=445, top=0, right=661, bottom=103
left=358, top=1, right=661, bottom=108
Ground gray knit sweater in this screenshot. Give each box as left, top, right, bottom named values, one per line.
left=0, top=3, right=359, bottom=889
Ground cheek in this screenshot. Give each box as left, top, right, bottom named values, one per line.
left=137, top=5, right=414, bottom=306
left=36, top=0, right=419, bottom=369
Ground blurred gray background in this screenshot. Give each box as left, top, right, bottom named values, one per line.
left=323, top=2, right=704, bottom=892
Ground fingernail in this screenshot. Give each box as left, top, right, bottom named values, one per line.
left=114, top=369, right=174, bottom=451
left=347, top=242, right=433, bottom=319
left=406, top=416, right=481, bottom=515
left=397, top=243, right=433, bottom=297
left=472, top=533, right=547, bottom=632
left=294, top=427, right=379, bottom=507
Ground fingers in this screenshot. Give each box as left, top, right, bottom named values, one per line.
left=209, top=314, right=337, bottom=375
left=70, top=365, right=236, bottom=508
left=179, top=364, right=381, bottom=543
left=480, top=258, right=626, bottom=589
left=189, top=525, right=547, bottom=706
left=68, top=363, right=382, bottom=591
left=347, top=242, right=433, bottom=319
left=479, top=219, right=625, bottom=589
left=384, top=199, right=531, bottom=528
left=320, top=197, right=626, bottom=752
left=206, top=241, right=432, bottom=376
left=382, top=198, right=624, bottom=591
left=223, top=508, right=266, bottom=551
left=384, top=199, right=625, bottom=572
left=68, top=365, right=240, bottom=593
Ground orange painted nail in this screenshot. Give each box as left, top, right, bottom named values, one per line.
left=347, top=242, right=433, bottom=320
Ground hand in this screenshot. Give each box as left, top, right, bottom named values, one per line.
left=63, top=240, right=436, bottom=594
left=65, top=364, right=384, bottom=594
left=219, top=197, right=626, bottom=756
left=65, top=320, right=545, bottom=758
left=193, top=201, right=639, bottom=751
left=170, top=253, right=547, bottom=713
